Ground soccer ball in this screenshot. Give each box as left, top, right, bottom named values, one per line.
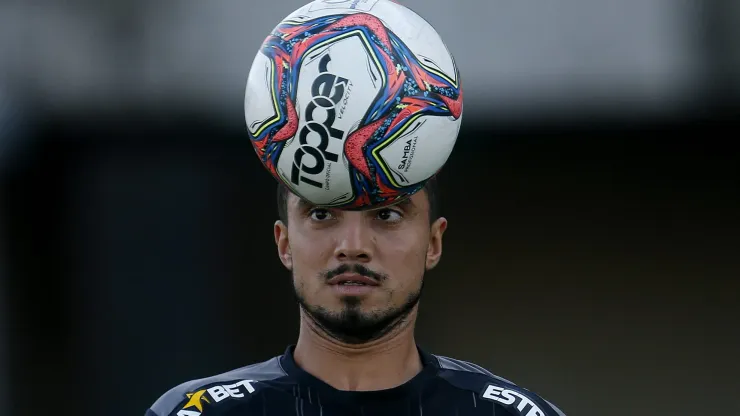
left=244, top=0, right=463, bottom=210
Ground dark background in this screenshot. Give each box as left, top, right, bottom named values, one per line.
left=2, top=1, right=740, bottom=415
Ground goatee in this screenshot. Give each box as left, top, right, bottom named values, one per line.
left=292, top=264, right=424, bottom=344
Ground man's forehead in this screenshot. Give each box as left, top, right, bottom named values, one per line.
left=288, top=189, right=428, bottom=212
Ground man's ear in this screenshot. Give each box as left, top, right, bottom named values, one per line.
left=274, top=220, right=292, bottom=270
left=425, top=217, right=447, bottom=270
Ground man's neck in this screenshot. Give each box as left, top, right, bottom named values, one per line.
left=292, top=310, right=422, bottom=392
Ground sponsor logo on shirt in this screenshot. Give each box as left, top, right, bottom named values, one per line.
left=176, top=380, right=256, bottom=416
left=480, top=384, right=546, bottom=416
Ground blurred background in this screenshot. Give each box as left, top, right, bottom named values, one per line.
left=1, top=1, right=739, bottom=415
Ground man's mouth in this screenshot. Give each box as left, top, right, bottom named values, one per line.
left=327, top=273, right=380, bottom=286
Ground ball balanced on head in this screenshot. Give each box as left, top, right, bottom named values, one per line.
left=244, top=0, right=463, bottom=210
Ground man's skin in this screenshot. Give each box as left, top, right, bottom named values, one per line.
left=273, top=189, right=447, bottom=392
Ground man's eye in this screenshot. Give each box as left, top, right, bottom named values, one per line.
left=376, top=209, right=402, bottom=222
left=309, top=208, right=334, bottom=221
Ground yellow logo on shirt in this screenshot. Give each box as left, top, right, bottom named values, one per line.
left=183, top=389, right=210, bottom=412
left=177, top=380, right=256, bottom=416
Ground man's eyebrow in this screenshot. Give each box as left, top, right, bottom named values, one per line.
left=295, top=198, right=315, bottom=212
left=295, top=196, right=416, bottom=213
left=389, top=196, right=416, bottom=211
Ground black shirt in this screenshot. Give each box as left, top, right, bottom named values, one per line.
left=146, top=345, right=566, bottom=416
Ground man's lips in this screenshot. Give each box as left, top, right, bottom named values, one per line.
left=327, top=273, right=380, bottom=286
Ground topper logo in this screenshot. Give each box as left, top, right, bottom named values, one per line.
left=291, top=54, right=349, bottom=188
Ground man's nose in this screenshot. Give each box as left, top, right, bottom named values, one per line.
left=333, top=214, right=373, bottom=262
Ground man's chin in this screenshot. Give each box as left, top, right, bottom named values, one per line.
left=299, top=300, right=414, bottom=344
left=292, top=280, right=424, bottom=344
left=309, top=310, right=399, bottom=344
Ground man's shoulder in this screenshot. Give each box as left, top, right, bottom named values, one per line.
left=431, top=353, right=567, bottom=416
left=146, top=356, right=287, bottom=416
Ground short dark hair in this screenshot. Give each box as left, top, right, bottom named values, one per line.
left=277, top=176, right=440, bottom=224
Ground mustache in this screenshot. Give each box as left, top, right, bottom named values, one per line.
left=323, top=263, right=388, bottom=282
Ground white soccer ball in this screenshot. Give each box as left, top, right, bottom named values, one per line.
left=244, top=0, right=463, bottom=210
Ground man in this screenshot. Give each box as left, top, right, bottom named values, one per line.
left=145, top=178, right=567, bottom=416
